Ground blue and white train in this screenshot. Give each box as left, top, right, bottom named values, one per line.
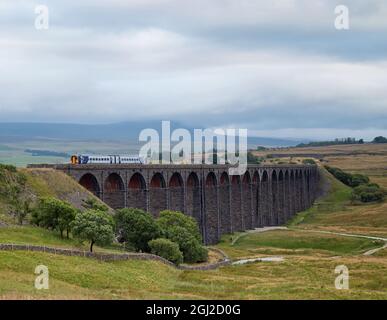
left=71, top=154, right=146, bottom=165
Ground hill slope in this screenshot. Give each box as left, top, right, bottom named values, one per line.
left=0, top=165, right=108, bottom=225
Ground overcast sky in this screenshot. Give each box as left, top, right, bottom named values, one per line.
left=0, top=0, right=386, bottom=140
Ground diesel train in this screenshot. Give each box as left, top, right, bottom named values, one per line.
left=70, top=154, right=146, bottom=165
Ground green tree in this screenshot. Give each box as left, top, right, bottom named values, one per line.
left=71, top=209, right=114, bottom=252
left=156, top=211, right=208, bottom=263
left=115, top=208, right=161, bottom=252
left=373, top=136, right=387, bottom=143
left=14, top=198, right=32, bottom=225
left=157, top=210, right=202, bottom=242
left=148, top=238, right=183, bottom=265
left=31, top=197, right=77, bottom=238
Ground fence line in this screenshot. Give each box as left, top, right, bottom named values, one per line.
left=0, top=243, right=230, bottom=270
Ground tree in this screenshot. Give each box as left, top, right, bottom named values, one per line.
left=115, top=208, right=161, bottom=252
left=157, top=210, right=202, bottom=242
left=148, top=238, right=183, bottom=265
left=71, top=210, right=114, bottom=252
left=14, top=198, right=32, bottom=225
left=373, top=136, right=387, bottom=144
left=31, top=197, right=77, bottom=238
left=156, top=211, right=208, bottom=263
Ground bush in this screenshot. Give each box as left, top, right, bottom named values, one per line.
left=325, top=166, right=369, bottom=187
left=148, top=238, right=183, bottom=265
left=82, top=197, right=109, bottom=212
left=156, top=211, right=208, bottom=263
left=302, top=159, right=316, bottom=165
left=349, top=174, right=369, bottom=187
left=0, top=164, right=17, bottom=172
left=247, top=152, right=263, bottom=164
left=71, top=209, right=114, bottom=252
left=115, top=208, right=161, bottom=252
left=352, top=184, right=385, bottom=203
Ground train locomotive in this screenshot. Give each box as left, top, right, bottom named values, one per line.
left=71, top=154, right=146, bottom=165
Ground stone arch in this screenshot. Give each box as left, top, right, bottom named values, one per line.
left=260, top=170, right=270, bottom=226
left=242, top=171, right=252, bottom=230
left=219, top=172, right=231, bottom=234
left=231, top=175, right=242, bottom=231
left=169, top=172, right=184, bottom=213
left=186, top=172, right=201, bottom=235
left=79, top=173, right=100, bottom=198
left=271, top=170, right=279, bottom=225
left=204, top=171, right=219, bottom=244
left=205, top=172, right=217, bottom=187
left=149, top=172, right=167, bottom=217
left=128, top=172, right=147, bottom=211
left=104, top=173, right=125, bottom=209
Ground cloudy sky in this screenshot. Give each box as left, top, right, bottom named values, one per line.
left=0, top=0, right=387, bottom=140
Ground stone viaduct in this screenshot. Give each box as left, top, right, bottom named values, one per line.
left=44, top=164, right=319, bottom=244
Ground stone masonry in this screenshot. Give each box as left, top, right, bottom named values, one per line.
left=31, top=164, right=319, bottom=245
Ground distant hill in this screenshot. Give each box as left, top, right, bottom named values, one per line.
left=0, top=122, right=304, bottom=147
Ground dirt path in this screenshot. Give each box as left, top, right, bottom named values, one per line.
left=235, top=226, right=387, bottom=256
left=231, top=226, right=287, bottom=245
left=301, top=229, right=387, bottom=256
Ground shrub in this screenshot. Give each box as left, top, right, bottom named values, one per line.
left=82, top=197, right=109, bottom=212
left=302, top=159, right=316, bottom=165
left=115, top=208, right=161, bottom=252
left=148, top=238, right=183, bottom=265
left=247, top=152, right=263, bottom=164
left=71, top=209, right=114, bottom=252
left=325, top=166, right=369, bottom=188
left=349, top=174, right=369, bottom=188
left=352, top=184, right=385, bottom=203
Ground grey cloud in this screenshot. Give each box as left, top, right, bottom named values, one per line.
left=0, top=0, right=386, bottom=140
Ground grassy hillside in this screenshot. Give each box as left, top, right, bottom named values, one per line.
left=0, top=166, right=109, bottom=225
